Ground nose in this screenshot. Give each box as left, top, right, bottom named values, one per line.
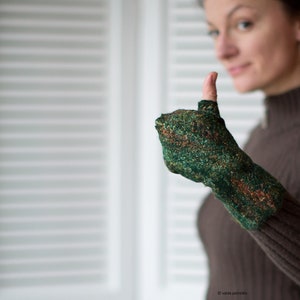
left=215, top=33, right=238, bottom=60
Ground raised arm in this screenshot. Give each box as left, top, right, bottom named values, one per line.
left=155, top=72, right=300, bottom=285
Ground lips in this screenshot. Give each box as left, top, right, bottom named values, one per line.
left=227, top=63, right=251, bottom=76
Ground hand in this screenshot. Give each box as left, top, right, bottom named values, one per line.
left=155, top=72, right=249, bottom=186
left=155, top=72, right=285, bottom=230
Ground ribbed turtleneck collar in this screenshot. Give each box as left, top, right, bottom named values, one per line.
left=263, top=86, right=300, bottom=131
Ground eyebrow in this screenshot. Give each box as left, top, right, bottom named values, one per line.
left=228, top=4, right=254, bottom=18
left=206, top=4, right=255, bottom=26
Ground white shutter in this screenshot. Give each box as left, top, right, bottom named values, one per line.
left=137, top=1, right=264, bottom=300
left=163, top=0, right=263, bottom=296
left=0, top=0, right=123, bottom=299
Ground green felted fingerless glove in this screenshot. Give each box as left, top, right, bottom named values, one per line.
left=155, top=100, right=286, bottom=230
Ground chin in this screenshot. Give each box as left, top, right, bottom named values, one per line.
left=232, top=79, right=259, bottom=94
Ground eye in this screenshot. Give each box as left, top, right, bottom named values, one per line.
left=237, top=21, right=253, bottom=31
left=207, top=29, right=220, bottom=39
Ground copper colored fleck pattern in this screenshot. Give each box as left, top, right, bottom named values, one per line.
left=155, top=100, right=286, bottom=230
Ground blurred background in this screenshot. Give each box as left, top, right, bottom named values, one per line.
left=0, top=0, right=263, bottom=299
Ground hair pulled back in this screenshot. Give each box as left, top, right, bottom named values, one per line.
left=198, top=0, right=300, bottom=17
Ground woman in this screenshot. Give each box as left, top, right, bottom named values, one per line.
left=155, top=0, right=300, bottom=299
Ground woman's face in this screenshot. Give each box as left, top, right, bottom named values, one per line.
left=204, top=0, right=300, bottom=95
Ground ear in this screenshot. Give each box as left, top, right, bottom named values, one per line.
left=294, top=16, right=300, bottom=41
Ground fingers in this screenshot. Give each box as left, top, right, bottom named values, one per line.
left=202, top=72, right=218, bottom=102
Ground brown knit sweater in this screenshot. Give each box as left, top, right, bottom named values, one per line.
left=197, top=87, right=300, bottom=300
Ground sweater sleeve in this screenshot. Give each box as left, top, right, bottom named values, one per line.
left=249, top=193, right=300, bottom=286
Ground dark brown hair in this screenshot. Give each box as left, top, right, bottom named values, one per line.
left=198, top=0, right=300, bottom=17
left=279, top=0, right=300, bottom=16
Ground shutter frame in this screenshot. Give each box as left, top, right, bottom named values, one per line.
left=158, top=0, right=263, bottom=298
left=0, top=0, right=124, bottom=298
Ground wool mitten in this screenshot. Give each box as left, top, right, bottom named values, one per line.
left=155, top=100, right=286, bottom=230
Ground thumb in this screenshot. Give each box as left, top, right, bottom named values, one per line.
left=202, top=72, right=218, bottom=102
